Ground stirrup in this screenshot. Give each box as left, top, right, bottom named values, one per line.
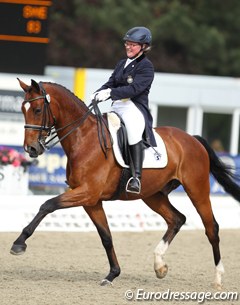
left=126, top=177, right=141, bottom=194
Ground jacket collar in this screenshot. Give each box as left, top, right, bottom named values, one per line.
left=135, top=53, right=145, bottom=63
left=126, top=53, right=145, bottom=63
left=123, top=53, right=146, bottom=72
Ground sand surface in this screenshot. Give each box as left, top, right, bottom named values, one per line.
left=0, top=230, right=239, bottom=305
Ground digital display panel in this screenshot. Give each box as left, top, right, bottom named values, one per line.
left=0, top=0, right=52, bottom=74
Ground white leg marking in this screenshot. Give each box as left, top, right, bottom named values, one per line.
left=214, top=260, right=225, bottom=289
left=154, top=239, right=169, bottom=271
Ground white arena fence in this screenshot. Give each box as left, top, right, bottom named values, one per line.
left=0, top=194, right=239, bottom=232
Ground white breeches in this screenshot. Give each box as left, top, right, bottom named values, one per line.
left=111, top=99, right=145, bottom=145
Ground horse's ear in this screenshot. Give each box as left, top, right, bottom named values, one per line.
left=17, top=78, right=29, bottom=92
left=31, top=79, right=41, bottom=92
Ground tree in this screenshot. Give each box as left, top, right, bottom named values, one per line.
left=47, top=0, right=240, bottom=76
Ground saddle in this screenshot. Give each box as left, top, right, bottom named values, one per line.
left=104, top=112, right=168, bottom=199
left=107, top=112, right=168, bottom=169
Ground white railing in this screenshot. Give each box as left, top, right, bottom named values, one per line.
left=0, top=194, right=239, bottom=232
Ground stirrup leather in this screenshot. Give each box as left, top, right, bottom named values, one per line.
left=126, top=177, right=141, bottom=194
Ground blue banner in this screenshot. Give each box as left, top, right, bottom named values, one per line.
left=210, top=154, right=240, bottom=194
left=0, top=145, right=67, bottom=188
left=1, top=144, right=240, bottom=193
left=28, top=146, right=67, bottom=187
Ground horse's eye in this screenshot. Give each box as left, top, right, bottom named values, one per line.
left=34, top=107, right=42, bottom=115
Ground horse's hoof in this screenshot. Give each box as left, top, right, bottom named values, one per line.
left=100, top=279, right=113, bottom=286
left=212, top=282, right=223, bottom=291
left=10, top=243, right=27, bottom=255
left=155, top=264, right=168, bottom=279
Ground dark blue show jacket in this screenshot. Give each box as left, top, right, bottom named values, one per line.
left=97, top=53, right=157, bottom=147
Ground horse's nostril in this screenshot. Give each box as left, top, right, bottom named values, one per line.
left=28, top=146, right=38, bottom=158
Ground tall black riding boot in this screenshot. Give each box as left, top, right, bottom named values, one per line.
left=126, top=141, right=144, bottom=194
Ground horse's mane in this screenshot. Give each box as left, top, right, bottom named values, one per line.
left=41, top=81, right=109, bottom=156
left=42, top=81, right=89, bottom=110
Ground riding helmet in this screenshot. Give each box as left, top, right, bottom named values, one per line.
left=123, top=27, right=152, bottom=45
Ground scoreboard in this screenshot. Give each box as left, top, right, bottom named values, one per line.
left=0, top=0, right=52, bottom=74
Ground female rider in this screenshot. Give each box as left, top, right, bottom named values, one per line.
left=92, top=26, right=156, bottom=194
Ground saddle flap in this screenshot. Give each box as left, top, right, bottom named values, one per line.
left=107, top=112, right=168, bottom=169
left=116, top=118, right=130, bottom=165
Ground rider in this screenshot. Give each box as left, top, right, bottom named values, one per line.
left=91, top=26, right=156, bottom=194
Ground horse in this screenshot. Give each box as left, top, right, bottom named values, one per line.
left=10, top=79, right=240, bottom=289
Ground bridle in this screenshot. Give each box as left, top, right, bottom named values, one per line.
left=23, top=82, right=112, bottom=157
left=24, top=94, right=54, bottom=132
left=23, top=83, right=56, bottom=150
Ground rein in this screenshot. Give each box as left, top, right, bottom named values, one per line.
left=24, top=83, right=112, bottom=158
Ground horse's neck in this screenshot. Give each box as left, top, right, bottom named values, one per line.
left=47, top=83, right=91, bottom=124
left=49, top=85, right=96, bottom=155
left=57, top=99, right=90, bottom=123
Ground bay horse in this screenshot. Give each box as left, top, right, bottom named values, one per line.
left=11, top=79, right=240, bottom=289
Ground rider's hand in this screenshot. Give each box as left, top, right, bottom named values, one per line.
left=95, top=89, right=111, bottom=102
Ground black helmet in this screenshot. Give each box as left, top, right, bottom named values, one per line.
left=123, top=26, right=152, bottom=45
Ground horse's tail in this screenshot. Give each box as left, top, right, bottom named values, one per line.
left=194, top=135, right=240, bottom=203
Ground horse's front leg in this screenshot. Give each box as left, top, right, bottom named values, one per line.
left=10, top=185, right=96, bottom=255
left=10, top=196, right=61, bottom=255
left=84, top=202, right=121, bottom=286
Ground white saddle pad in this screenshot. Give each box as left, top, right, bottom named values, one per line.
left=107, top=113, right=168, bottom=168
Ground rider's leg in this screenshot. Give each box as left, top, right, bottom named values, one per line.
left=126, top=140, right=144, bottom=193
left=112, top=100, right=145, bottom=193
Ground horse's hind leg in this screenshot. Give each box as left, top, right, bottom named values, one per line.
left=84, top=202, right=121, bottom=286
left=185, top=183, right=224, bottom=289
left=143, top=192, right=186, bottom=279
left=196, top=199, right=224, bottom=289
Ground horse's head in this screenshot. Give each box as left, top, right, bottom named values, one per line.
left=18, top=78, right=55, bottom=158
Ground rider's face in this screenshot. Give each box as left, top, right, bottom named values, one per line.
left=124, top=41, right=142, bottom=58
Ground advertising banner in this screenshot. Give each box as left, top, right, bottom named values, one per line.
left=28, top=146, right=67, bottom=187
left=0, top=145, right=67, bottom=189
left=1, top=144, right=240, bottom=194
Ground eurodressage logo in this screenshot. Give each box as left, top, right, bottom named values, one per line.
left=124, top=288, right=240, bottom=302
